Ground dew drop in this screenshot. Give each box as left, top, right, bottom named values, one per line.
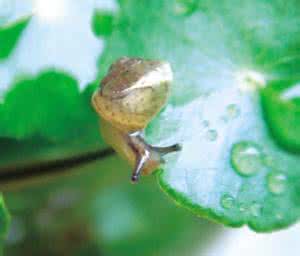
left=205, top=129, right=218, bottom=141
left=236, top=70, right=266, bottom=92
left=276, top=213, right=283, bottom=220
left=173, top=0, right=198, bottom=16
left=221, top=194, right=234, bottom=209
left=200, top=120, right=209, bottom=129
left=226, top=104, right=240, bottom=120
left=173, top=2, right=188, bottom=15
left=250, top=203, right=261, bottom=217
left=238, top=203, right=247, bottom=213
left=267, top=172, right=287, bottom=195
left=231, top=141, right=264, bottom=176
left=263, top=155, right=275, bottom=167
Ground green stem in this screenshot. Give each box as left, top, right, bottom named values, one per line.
left=0, top=148, right=115, bottom=189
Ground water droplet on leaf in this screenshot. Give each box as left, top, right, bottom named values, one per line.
left=236, top=70, right=266, bottom=92
left=263, top=155, right=275, bottom=167
left=173, top=0, right=198, bottom=16
left=267, top=172, right=287, bottom=195
left=239, top=203, right=247, bottom=212
left=250, top=203, right=261, bottom=217
left=226, top=104, right=240, bottom=120
left=231, top=141, right=264, bottom=176
left=200, top=120, right=209, bottom=129
left=221, top=194, right=234, bottom=209
left=206, top=129, right=218, bottom=141
left=174, top=2, right=189, bottom=15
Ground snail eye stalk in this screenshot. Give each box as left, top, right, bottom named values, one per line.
left=129, top=133, right=181, bottom=183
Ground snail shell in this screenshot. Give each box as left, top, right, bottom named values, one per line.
left=92, top=57, right=173, bottom=132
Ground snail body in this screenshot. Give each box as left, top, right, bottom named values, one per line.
left=92, top=57, right=180, bottom=182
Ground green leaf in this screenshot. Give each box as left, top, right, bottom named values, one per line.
left=0, top=16, right=30, bottom=60
left=0, top=70, right=99, bottom=142
left=91, top=10, right=114, bottom=37
left=0, top=4, right=103, bottom=150
left=98, top=0, right=300, bottom=232
left=261, top=79, right=300, bottom=152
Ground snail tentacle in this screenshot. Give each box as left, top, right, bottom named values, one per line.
left=131, top=153, right=148, bottom=183
left=149, top=144, right=181, bottom=156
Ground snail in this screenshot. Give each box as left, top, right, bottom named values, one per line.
left=92, top=57, right=181, bottom=183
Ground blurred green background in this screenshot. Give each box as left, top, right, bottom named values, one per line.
left=3, top=155, right=219, bottom=256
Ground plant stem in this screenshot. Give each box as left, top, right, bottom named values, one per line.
left=0, top=148, right=115, bottom=189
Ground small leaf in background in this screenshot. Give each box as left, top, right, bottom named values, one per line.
left=92, top=10, right=114, bottom=37
left=0, top=70, right=99, bottom=142
left=97, top=0, right=300, bottom=231
left=261, top=79, right=300, bottom=152
left=0, top=1, right=103, bottom=95
left=0, top=17, right=30, bottom=60
left=0, top=1, right=120, bottom=144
